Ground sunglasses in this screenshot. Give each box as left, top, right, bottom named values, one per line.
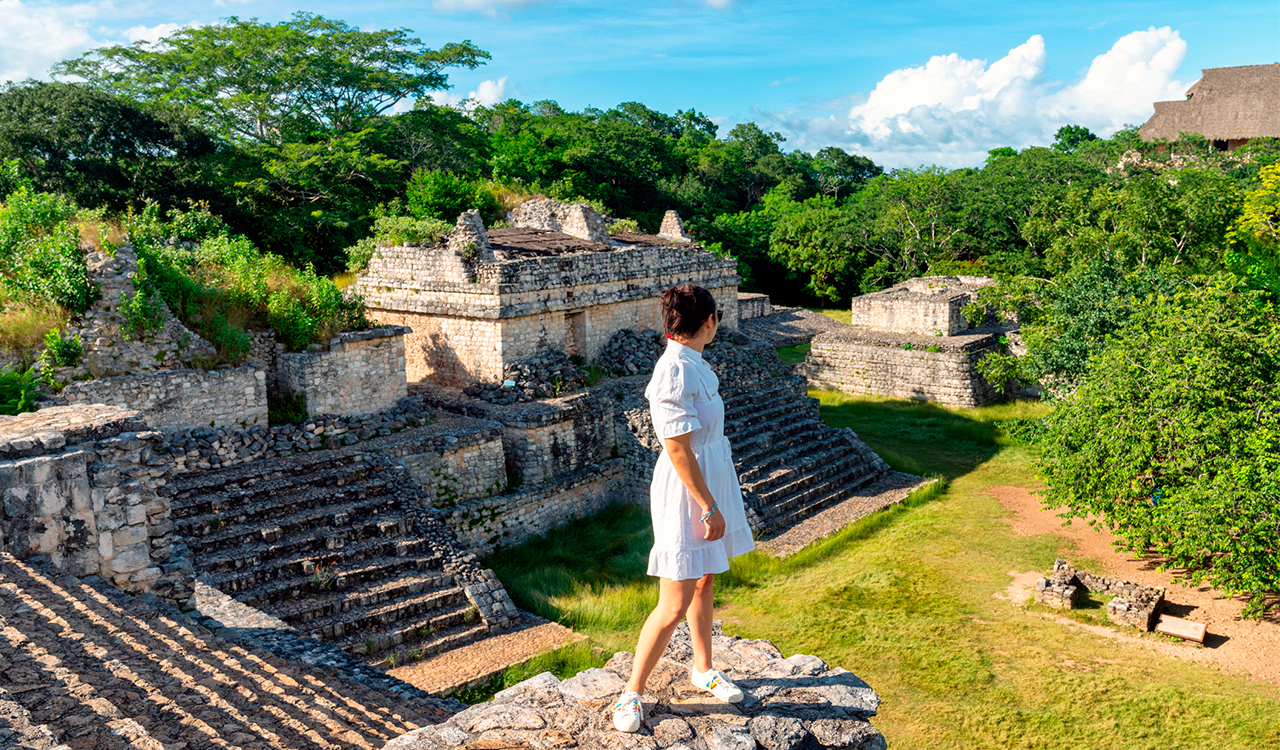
left=714, top=310, right=724, bottom=323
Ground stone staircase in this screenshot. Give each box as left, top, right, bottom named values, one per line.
left=722, top=375, right=889, bottom=533
left=168, top=444, right=492, bottom=667
left=0, top=553, right=454, bottom=750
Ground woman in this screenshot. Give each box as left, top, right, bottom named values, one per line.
left=613, top=283, right=755, bottom=733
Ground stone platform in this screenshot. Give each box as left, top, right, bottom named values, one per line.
left=384, top=623, right=885, bottom=750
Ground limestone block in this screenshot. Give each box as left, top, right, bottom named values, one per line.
left=111, top=544, right=151, bottom=574
left=113, top=525, right=147, bottom=549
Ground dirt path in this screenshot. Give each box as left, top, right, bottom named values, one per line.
left=989, top=484, right=1280, bottom=690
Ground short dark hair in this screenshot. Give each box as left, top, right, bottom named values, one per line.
left=661, top=284, right=717, bottom=339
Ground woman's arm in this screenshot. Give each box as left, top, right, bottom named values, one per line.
left=663, top=433, right=726, bottom=541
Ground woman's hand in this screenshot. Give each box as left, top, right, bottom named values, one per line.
left=703, top=508, right=726, bottom=541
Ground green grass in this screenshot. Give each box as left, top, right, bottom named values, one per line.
left=776, top=342, right=811, bottom=365
left=808, top=307, right=852, bottom=325
left=485, top=393, right=1280, bottom=747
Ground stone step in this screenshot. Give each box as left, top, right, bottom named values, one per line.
left=185, top=499, right=414, bottom=565
left=737, top=432, right=841, bottom=485
left=174, top=474, right=398, bottom=535
left=730, top=417, right=826, bottom=465
left=757, top=461, right=882, bottom=525
left=168, top=450, right=370, bottom=507
left=722, top=388, right=802, bottom=424
left=269, top=569, right=458, bottom=624
left=259, top=569, right=456, bottom=625
left=206, top=538, right=439, bottom=597
left=335, top=616, right=490, bottom=665
left=749, top=448, right=878, bottom=505
left=303, top=586, right=472, bottom=643
left=0, top=555, right=442, bottom=749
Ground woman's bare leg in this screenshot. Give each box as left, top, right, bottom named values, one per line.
left=625, top=577, right=698, bottom=694
left=686, top=574, right=715, bottom=673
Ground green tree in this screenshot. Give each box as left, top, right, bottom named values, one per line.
left=406, top=169, right=497, bottom=222
left=1051, top=124, right=1099, bottom=154
left=1038, top=279, right=1280, bottom=617
left=0, top=82, right=219, bottom=212
left=55, top=13, right=489, bottom=143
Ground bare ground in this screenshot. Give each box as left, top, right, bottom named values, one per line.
left=989, top=484, right=1280, bottom=690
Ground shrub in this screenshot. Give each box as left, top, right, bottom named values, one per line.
left=166, top=200, right=229, bottom=242
left=343, top=203, right=453, bottom=272
left=118, top=257, right=168, bottom=338
left=1038, top=279, right=1280, bottom=617
left=0, top=366, right=41, bottom=415
left=608, top=217, right=640, bottom=234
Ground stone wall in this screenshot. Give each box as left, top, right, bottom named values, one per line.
left=509, top=199, right=610, bottom=244
left=444, top=460, right=626, bottom=555
left=738, top=292, right=772, bottom=320
left=799, top=328, right=1005, bottom=408
left=0, top=406, right=192, bottom=603
left=244, top=330, right=285, bottom=391
left=391, top=428, right=508, bottom=508
left=413, top=385, right=618, bottom=487
left=277, top=327, right=409, bottom=417
left=59, top=365, right=269, bottom=430
left=848, top=276, right=993, bottom=336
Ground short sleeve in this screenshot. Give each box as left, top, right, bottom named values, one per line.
left=645, top=359, right=702, bottom=439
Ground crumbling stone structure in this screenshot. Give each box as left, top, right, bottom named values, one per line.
left=60, top=364, right=269, bottom=430
left=0, top=405, right=193, bottom=603
left=799, top=276, right=1012, bottom=407
left=356, top=200, right=739, bottom=387
left=1036, top=559, right=1166, bottom=631
left=277, top=326, right=410, bottom=417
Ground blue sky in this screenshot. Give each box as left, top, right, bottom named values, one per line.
left=2, top=0, right=1278, bottom=167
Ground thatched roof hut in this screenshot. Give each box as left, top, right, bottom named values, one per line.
left=1139, top=63, right=1280, bottom=149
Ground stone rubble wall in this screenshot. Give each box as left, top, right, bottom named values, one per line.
left=738, top=292, right=773, bottom=321
left=509, top=199, right=611, bottom=244
left=800, top=329, right=1004, bottom=408
left=384, top=621, right=885, bottom=750
left=445, top=460, right=626, bottom=555
left=0, top=406, right=192, bottom=603
left=67, top=247, right=218, bottom=378
left=277, top=327, right=409, bottom=417
left=1048, top=559, right=1166, bottom=631
left=59, top=365, right=269, bottom=431
left=455, top=568, right=521, bottom=632
left=849, top=275, right=994, bottom=336
left=394, top=431, right=508, bottom=509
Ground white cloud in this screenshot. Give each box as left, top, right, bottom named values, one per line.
left=0, top=1, right=197, bottom=84
left=428, top=76, right=509, bottom=110
left=760, top=27, right=1188, bottom=169
left=0, top=0, right=98, bottom=83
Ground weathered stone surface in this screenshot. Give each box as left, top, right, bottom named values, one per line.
left=558, top=668, right=627, bottom=702
left=381, top=623, right=883, bottom=750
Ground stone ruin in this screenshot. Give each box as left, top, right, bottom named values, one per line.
left=355, top=199, right=740, bottom=388
left=0, top=198, right=903, bottom=748
left=799, top=276, right=1014, bottom=407
left=1034, top=559, right=1166, bottom=631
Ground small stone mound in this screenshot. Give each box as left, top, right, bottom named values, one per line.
left=383, top=622, right=885, bottom=750
left=464, top=350, right=587, bottom=404
left=595, top=328, right=664, bottom=375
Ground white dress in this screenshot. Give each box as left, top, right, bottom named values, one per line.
left=645, top=339, right=755, bottom=580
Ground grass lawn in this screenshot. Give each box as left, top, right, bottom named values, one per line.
left=808, top=307, right=852, bottom=325
left=485, top=393, right=1280, bottom=748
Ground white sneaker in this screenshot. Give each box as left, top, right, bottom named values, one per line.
left=612, top=691, right=643, bottom=733
left=691, top=667, right=743, bottom=703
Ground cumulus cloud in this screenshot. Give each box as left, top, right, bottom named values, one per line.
left=0, top=0, right=194, bottom=84
left=428, top=76, right=510, bottom=110
left=760, top=27, right=1188, bottom=169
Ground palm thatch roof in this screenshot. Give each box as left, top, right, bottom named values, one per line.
left=1139, top=63, right=1280, bottom=142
